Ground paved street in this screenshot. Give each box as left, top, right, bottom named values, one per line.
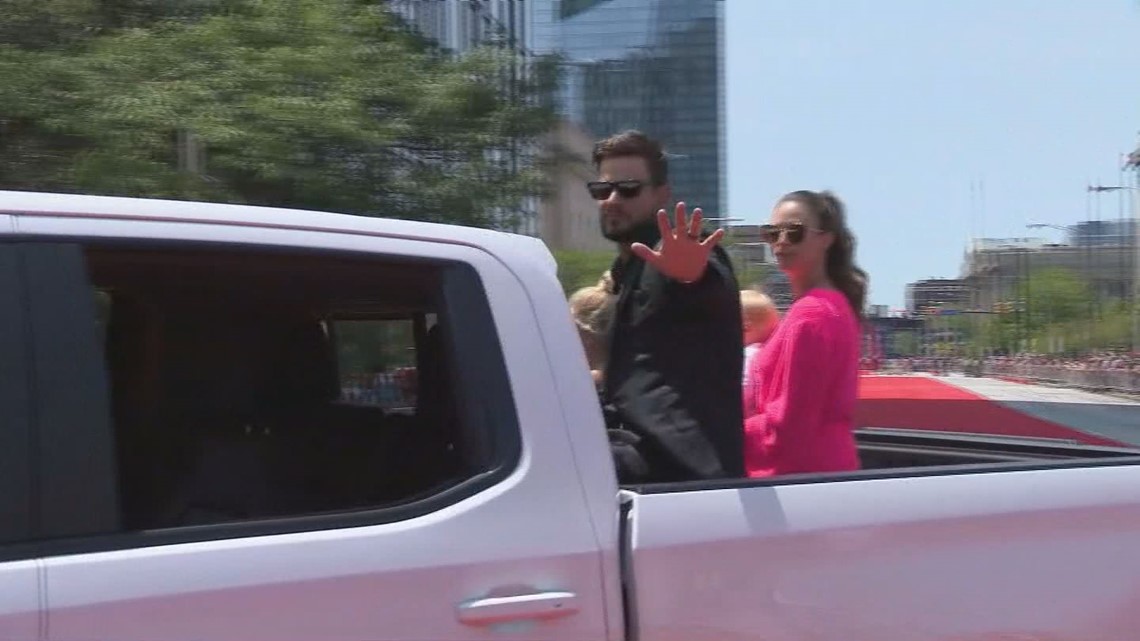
left=934, top=375, right=1140, bottom=447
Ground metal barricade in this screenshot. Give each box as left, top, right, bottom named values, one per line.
left=981, top=362, right=1140, bottom=393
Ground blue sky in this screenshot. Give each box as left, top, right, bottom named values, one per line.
left=725, top=0, right=1140, bottom=308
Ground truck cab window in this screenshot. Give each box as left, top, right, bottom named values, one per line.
left=84, top=245, right=485, bottom=532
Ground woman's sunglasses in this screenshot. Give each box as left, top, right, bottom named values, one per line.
left=586, top=180, right=645, bottom=200
left=758, top=222, right=824, bottom=244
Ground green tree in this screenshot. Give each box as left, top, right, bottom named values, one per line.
left=0, top=0, right=557, bottom=227
left=963, top=266, right=1107, bottom=354
left=553, top=249, right=614, bottom=296
left=889, top=330, right=920, bottom=356
left=552, top=244, right=774, bottom=300
left=1020, top=267, right=1094, bottom=330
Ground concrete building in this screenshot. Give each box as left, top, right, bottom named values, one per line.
left=868, top=305, right=890, bottom=319
left=722, top=225, right=792, bottom=310
left=905, top=278, right=972, bottom=315
left=536, top=120, right=611, bottom=252
left=724, top=224, right=768, bottom=266
left=961, top=234, right=1135, bottom=311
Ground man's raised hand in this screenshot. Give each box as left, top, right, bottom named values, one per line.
left=631, top=202, right=725, bottom=284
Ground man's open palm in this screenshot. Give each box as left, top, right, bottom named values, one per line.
left=631, top=202, right=725, bottom=283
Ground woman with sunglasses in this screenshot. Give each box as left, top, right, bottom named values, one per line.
left=743, top=190, right=868, bottom=478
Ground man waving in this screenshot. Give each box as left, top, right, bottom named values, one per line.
left=588, top=130, right=745, bottom=483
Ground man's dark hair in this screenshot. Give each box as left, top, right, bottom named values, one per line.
left=592, top=130, right=669, bottom=186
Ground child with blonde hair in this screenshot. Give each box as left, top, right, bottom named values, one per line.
left=569, top=272, right=616, bottom=387
left=740, top=289, right=779, bottom=395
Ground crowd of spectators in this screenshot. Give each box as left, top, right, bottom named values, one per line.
left=986, top=352, right=1140, bottom=373
left=339, top=369, right=417, bottom=409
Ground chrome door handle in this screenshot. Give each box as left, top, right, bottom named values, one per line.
left=456, top=590, right=579, bottom=626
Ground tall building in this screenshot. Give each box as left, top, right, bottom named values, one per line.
left=1067, top=219, right=1137, bottom=247
left=385, top=0, right=533, bottom=56
left=532, top=0, right=727, bottom=220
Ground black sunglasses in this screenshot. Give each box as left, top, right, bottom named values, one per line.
left=587, top=180, right=646, bottom=200
left=758, top=222, right=823, bottom=244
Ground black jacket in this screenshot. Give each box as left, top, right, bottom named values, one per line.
left=602, top=226, right=745, bottom=484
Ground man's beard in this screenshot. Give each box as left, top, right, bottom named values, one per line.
left=601, top=214, right=660, bottom=245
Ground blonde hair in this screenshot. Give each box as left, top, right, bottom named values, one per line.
left=740, top=289, right=778, bottom=325
left=570, top=284, right=613, bottom=335
left=569, top=273, right=616, bottom=370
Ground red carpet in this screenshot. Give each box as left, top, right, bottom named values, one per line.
left=856, top=376, right=1120, bottom=446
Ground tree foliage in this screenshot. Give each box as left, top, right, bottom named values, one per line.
left=963, top=267, right=1117, bottom=354
left=1019, top=267, right=1094, bottom=329
left=552, top=249, right=614, bottom=296
left=0, top=0, right=557, bottom=227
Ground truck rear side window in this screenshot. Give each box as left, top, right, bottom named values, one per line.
left=332, top=318, right=419, bottom=411
left=39, top=243, right=518, bottom=540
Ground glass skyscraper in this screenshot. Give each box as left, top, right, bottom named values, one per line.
left=532, top=0, right=727, bottom=219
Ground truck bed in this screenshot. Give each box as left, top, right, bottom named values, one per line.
left=855, top=426, right=1140, bottom=470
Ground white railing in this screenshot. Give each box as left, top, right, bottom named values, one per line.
left=871, top=358, right=1140, bottom=392
left=982, top=363, right=1140, bottom=393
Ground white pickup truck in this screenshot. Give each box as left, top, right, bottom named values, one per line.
left=2, top=191, right=1140, bottom=641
